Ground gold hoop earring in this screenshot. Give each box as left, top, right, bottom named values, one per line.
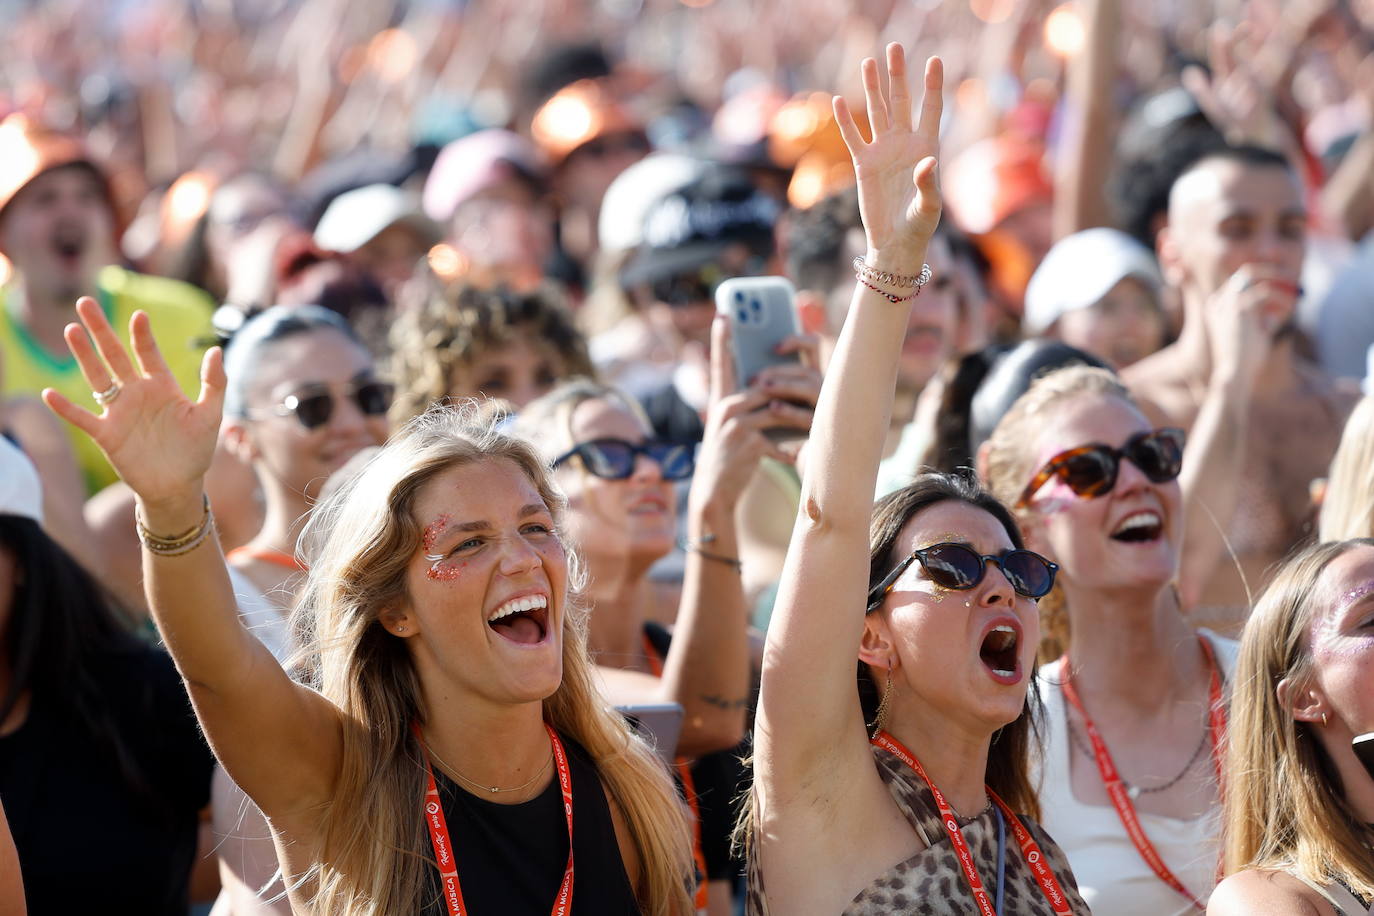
left=868, top=667, right=894, bottom=736
left=1321, top=712, right=1329, bottom=727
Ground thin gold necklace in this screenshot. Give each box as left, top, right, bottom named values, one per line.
left=426, top=741, right=553, bottom=796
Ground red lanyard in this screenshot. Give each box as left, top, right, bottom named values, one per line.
left=871, top=730, right=1075, bottom=915
left=225, top=545, right=307, bottom=571
left=641, top=635, right=711, bottom=913
left=1058, top=636, right=1226, bottom=911
left=413, top=722, right=575, bottom=916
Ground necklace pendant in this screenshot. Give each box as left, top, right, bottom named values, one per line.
left=489, top=786, right=499, bottom=794
left=1127, top=783, right=1141, bottom=800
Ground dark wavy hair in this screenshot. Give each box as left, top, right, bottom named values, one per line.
left=859, top=472, right=1045, bottom=819
left=0, top=516, right=164, bottom=811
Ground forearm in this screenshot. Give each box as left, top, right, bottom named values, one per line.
left=1178, top=377, right=1252, bottom=607
left=138, top=488, right=273, bottom=692
left=1052, top=0, right=1118, bottom=239
left=659, top=500, right=750, bottom=755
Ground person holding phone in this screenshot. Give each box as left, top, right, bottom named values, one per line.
left=41, top=298, right=695, bottom=914
left=1208, top=538, right=1374, bottom=915
left=746, top=45, right=1089, bottom=914
left=513, top=331, right=811, bottom=912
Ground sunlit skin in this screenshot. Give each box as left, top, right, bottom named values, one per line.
left=1020, top=396, right=1182, bottom=594
left=1305, top=548, right=1374, bottom=742
left=865, top=501, right=1040, bottom=738
left=448, top=336, right=567, bottom=409
left=390, top=459, right=569, bottom=710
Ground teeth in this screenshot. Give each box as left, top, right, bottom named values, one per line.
left=1113, top=511, right=1160, bottom=535
left=987, top=625, right=1016, bottom=651
left=488, top=594, right=548, bottom=622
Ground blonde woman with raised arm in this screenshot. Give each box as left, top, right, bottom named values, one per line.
left=748, top=45, right=1088, bottom=915
left=43, top=297, right=693, bottom=914
left=1208, top=538, right=1374, bottom=915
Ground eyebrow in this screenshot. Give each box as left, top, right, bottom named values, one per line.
left=433, top=504, right=551, bottom=537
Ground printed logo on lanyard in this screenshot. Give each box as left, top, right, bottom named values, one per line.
left=1058, top=636, right=1227, bottom=912
left=871, top=730, right=1075, bottom=915
left=413, top=721, right=575, bottom=916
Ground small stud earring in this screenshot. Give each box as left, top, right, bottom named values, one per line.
left=1321, top=712, right=1329, bottom=726
left=963, top=600, right=972, bottom=608
left=397, top=626, right=406, bottom=633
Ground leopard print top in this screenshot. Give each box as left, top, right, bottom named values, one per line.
left=746, top=745, right=1092, bottom=915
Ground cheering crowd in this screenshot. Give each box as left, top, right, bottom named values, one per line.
left=0, top=0, right=1373, bottom=913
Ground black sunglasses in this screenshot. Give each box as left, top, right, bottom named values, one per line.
left=552, top=437, right=695, bottom=481
left=650, top=264, right=734, bottom=308
left=264, top=380, right=394, bottom=430
left=866, top=542, right=1058, bottom=612
left=1016, top=428, right=1185, bottom=509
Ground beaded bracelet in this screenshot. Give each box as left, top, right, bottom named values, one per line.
left=136, top=493, right=217, bottom=557
left=852, top=256, right=933, bottom=291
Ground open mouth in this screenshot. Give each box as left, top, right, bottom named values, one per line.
left=978, top=622, right=1021, bottom=684
left=487, top=594, right=550, bottom=645
left=1111, top=510, right=1163, bottom=544
left=51, top=228, right=86, bottom=264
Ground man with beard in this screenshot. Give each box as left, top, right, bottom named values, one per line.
left=0, top=115, right=213, bottom=493
left=1125, top=144, right=1356, bottom=635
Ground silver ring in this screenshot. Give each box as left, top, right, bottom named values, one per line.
left=93, top=382, right=122, bottom=407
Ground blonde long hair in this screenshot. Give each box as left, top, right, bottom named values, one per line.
left=289, top=405, right=693, bottom=914
left=982, top=365, right=1136, bottom=658
left=1222, top=538, right=1374, bottom=897
left=1319, top=395, right=1374, bottom=541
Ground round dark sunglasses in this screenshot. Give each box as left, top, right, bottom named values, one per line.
left=552, top=438, right=696, bottom=481
left=866, top=542, right=1058, bottom=612
left=264, top=380, right=394, bottom=430
left=1016, top=427, right=1185, bottom=509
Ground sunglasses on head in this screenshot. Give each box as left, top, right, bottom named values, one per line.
left=866, top=542, right=1058, bottom=612
left=1016, top=428, right=1186, bottom=510
left=265, top=380, right=394, bottom=430
left=552, top=437, right=695, bottom=481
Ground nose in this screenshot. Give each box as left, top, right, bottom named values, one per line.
left=976, top=560, right=1016, bottom=607
left=1114, top=452, right=1153, bottom=498
left=629, top=449, right=664, bottom=484
left=325, top=389, right=370, bottom=435
left=497, top=531, right=544, bottom=576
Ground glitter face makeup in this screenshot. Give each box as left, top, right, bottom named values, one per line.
left=1313, top=580, right=1374, bottom=661
left=421, top=513, right=462, bottom=581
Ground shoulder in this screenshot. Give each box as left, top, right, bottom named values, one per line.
left=1208, top=869, right=1333, bottom=916
left=1294, top=359, right=1361, bottom=420
left=100, top=266, right=214, bottom=326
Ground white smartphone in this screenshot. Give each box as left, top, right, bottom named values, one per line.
left=618, top=703, right=685, bottom=766
left=714, top=276, right=801, bottom=388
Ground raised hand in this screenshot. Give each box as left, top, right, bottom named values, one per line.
left=42, top=297, right=225, bottom=509
left=833, top=45, right=943, bottom=268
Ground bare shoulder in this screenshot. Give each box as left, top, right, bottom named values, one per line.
left=1122, top=345, right=1197, bottom=426
left=1208, top=869, right=1333, bottom=916
left=1295, top=359, right=1361, bottom=420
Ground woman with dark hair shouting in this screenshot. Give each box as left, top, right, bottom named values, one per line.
left=745, top=44, right=1088, bottom=915
left=42, top=295, right=695, bottom=914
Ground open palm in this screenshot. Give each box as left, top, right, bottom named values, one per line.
left=834, top=45, right=944, bottom=262
left=42, top=297, right=225, bottom=504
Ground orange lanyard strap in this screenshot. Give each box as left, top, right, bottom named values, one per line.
left=871, top=730, right=1075, bottom=915
left=225, top=545, right=307, bottom=572
left=413, top=722, right=575, bottom=916
left=641, top=633, right=711, bottom=912
left=1058, top=636, right=1226, bottom=911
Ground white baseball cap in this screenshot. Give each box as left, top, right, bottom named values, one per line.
left=0, top=436, right=43, bottom=524
left=1023, top=228, right=1163, bottom=336
left=313, top=184, right=438, bottom=254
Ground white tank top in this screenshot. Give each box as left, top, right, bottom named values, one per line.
left=1033, top=630, right=1239, bottom=916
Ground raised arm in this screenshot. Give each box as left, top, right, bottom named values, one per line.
left=758, top=45, right=943, bottom=775
left=42, top=298, right=343, bottom=826
left=656, top=319, right=816, bottom=756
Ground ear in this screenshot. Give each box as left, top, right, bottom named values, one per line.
left=858, top=613, right=896, bottom=669
left=1277, top=675, right=1327, bottom=725
left=222, top=419, right=259, bottom=465
left=1155, top=224, right=1187, bottom=291
left=379, top=605, right=417, bottom=639
left=973, top=440, right=994, bottom=486
left=796, top=290, right=829, bottom=336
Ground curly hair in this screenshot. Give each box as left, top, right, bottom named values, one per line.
left=387, top=281, right=594, bottom=423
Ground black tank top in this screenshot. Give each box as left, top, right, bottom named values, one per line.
left=420, top=735, right=641, bottom=916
